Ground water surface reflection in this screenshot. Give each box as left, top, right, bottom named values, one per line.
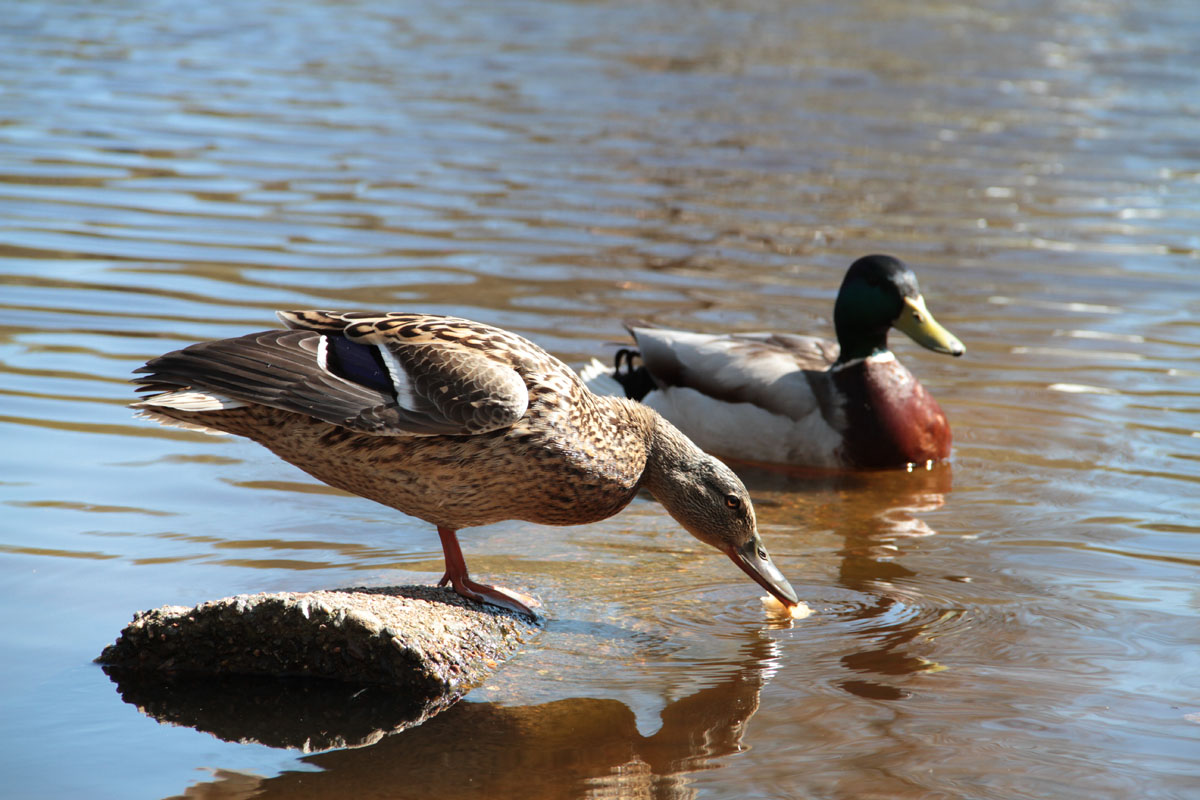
left=163, top=633, right=785, bottom=799
left=743, top=465, right=959, bottom=700
left=2, top=0, right=1199, bottom=797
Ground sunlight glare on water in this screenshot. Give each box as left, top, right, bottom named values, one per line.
left=1, top=0, right=1198, bottom=798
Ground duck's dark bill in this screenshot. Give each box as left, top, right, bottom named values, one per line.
left=728, top=536, right=799, bottom=608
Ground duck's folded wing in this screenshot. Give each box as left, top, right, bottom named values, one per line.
left=338, top=315, right=530, bottom=435
left=134, top=321, right=529, bottom=437
left=629, top=326, right=839, bottom=421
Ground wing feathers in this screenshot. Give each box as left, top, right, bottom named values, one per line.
left=135, top=314, right=533, bottom=437
left=629, top=326, right=839, bottom=422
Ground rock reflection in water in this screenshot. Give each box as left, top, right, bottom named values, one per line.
left=104, top=669, right=449, bottom=753
left=162, top=634, right=783, bottom=799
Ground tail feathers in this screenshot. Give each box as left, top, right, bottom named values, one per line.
left=135, top=389, right=247, bottom=412
left=131, top=330, right=404, bottom=434
left=130, top=390, right=244, bottom=435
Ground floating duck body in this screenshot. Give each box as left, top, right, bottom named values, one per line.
left=583, top=255, right=964, bottom=470
left=134, top=311, right=798, bottom=616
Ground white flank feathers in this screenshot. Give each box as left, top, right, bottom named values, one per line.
left=642, top=386, right=844, bottom=467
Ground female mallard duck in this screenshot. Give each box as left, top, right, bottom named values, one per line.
left=132, top=310, right=798, bottom=617
left=581, top=255, right=964, bottom=470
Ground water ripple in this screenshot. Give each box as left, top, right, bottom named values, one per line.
left=2, top=0, right=1199, bottom=797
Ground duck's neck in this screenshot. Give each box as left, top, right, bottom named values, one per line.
left=638, top=409, right=698, bottom=498
left=834, top=321, right=891, bottom=364
left=833, top=280, right=896, bottom=363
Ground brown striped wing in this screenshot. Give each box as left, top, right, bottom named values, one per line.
left=134, top=311, right=534, bottom=436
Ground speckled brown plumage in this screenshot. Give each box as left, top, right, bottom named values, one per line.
left=132, top=311, right=799, bottom=616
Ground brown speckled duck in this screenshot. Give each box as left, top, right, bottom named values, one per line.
left=132, top=310, right=799, bottom=617
left=581, top=255, right=964, bottom=470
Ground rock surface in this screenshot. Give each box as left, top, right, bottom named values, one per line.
left=97, top=585, right=540, bottom=697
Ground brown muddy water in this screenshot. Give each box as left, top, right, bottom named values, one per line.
left=1, top=1, right=1198, bottom=798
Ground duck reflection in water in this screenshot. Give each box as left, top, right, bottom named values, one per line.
left=113, top=633, right=786, bottom=800
left=740, top=462, right=955, bottom=701
left=835, top=466, right=955, bottom=700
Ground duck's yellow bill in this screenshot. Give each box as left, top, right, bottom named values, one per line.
left=892, top=295, right=965, bottom=356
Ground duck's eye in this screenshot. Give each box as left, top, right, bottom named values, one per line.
left=724, top=494, right=741, bottom=509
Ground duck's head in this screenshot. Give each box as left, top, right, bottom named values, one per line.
left=833, top=254, right=965, bottom=363
left=642, top=421, right=800, bottom=608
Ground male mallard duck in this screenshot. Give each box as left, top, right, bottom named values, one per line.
left=132, top=310, right=798, bottom=616
left=581, top=255, right=964, bottom=470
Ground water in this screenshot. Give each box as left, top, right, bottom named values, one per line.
left=2, top=0, right=1198, bottom=797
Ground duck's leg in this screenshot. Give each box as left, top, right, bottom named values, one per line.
left=435, top=526, right=539, bottom=616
